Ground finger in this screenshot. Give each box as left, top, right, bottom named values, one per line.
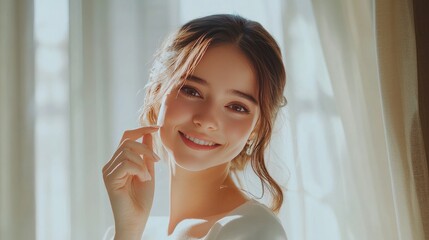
left=105, top=160, right=151, bottom=188
left=119, top=139, right=160, bottom=161
left=119, top=126, right=160, bottom=144
left=103, top=140, right=160, bottom=175
left=103, top=148, right=145, bottom=175
left=143, top=133, right=155, bottom=176
left=102, top=126, right=159, bottom=176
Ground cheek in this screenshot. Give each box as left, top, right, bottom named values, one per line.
left=164, top=97, right=193, bottom=122
left=224, top=118, right=255, bottom=150
left=223, top=109, right=260, bottom=156
left=157, top=93, right=191, bottom=125
left=158, top=96, right=193, bottom=144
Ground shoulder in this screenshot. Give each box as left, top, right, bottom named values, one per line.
left=205, top=200, right=287, bottom=240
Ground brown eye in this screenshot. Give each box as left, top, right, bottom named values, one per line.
left=228, top=104, right=249, bottom=113
left=180, top=86, right=201, bottom=98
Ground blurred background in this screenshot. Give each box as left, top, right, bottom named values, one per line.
left=1, top=0, right=428, bottom=239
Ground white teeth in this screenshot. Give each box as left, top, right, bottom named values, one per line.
left=183, top=133, right=216, bottom=146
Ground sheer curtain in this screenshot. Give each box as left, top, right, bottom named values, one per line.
left=281, top=0, right=426, bottom=239
left=375, top=0, right=428, bottom=237
left=0, top=0, right=35, bottom=239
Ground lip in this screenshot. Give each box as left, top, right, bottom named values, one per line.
left=179, top=131, right=221, bottom=151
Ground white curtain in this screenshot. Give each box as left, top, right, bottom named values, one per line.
left=375, top=0, right=427, bottom=237
left=280, top=0, right=426, bottom=239
left=0, top=0, right=35, bottom=239
left=1, top=0, right=426, bottom=239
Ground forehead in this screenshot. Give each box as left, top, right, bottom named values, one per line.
left=191, top=44, right=258, bottom=95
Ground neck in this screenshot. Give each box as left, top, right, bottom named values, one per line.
left=167, top=162, right=246, bottom=235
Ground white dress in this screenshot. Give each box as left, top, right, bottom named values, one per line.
left=103, top=199, right=287, bottom=240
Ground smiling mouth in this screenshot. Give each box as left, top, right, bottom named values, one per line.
left=179, top=131, right=221, bottom=150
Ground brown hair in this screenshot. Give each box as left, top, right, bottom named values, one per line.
left=140, top=14, right=286, bottom=213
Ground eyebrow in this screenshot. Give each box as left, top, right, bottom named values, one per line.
left=186, top=75, right=259, bottom=105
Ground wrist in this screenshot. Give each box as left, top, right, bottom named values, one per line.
left=114, top=221, right=147, bottom=240
left=114, top=229, right=143, bottom=240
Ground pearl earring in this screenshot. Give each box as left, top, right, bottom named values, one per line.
left=246, top=140, right=253, bottom=156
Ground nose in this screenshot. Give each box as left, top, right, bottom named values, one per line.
left=192, top=104, right=219, bottom=131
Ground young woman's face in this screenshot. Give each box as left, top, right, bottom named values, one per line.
left=157, top=44, right=260, bottom=171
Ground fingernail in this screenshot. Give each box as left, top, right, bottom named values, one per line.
left=152, top=152, right=161, bottom=161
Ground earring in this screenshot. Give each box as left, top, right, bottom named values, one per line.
left=245, top=140, right=253, bottom=156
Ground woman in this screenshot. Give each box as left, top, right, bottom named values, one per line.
left=103, top=14, right=287, bottom=239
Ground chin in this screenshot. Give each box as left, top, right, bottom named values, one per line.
left=172, top=154, right=216, bottom=172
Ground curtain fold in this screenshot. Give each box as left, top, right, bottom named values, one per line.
left=69, top=0, right=112, bottom=239
left=301, top=0, right=426, bottom=239
left=413, top=0, right=429, bottom=236
left=280, top=0, right=394, bottom=238
left=0, top=0, right=35, bottom=239
left=312, top=2, right=399, bottom=238
left=278, top=0, right=426, bottom=239
left=375, top=0, right=428, bottom=238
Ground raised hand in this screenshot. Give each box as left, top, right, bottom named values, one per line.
left=102, top=126, right=160, bottom=239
